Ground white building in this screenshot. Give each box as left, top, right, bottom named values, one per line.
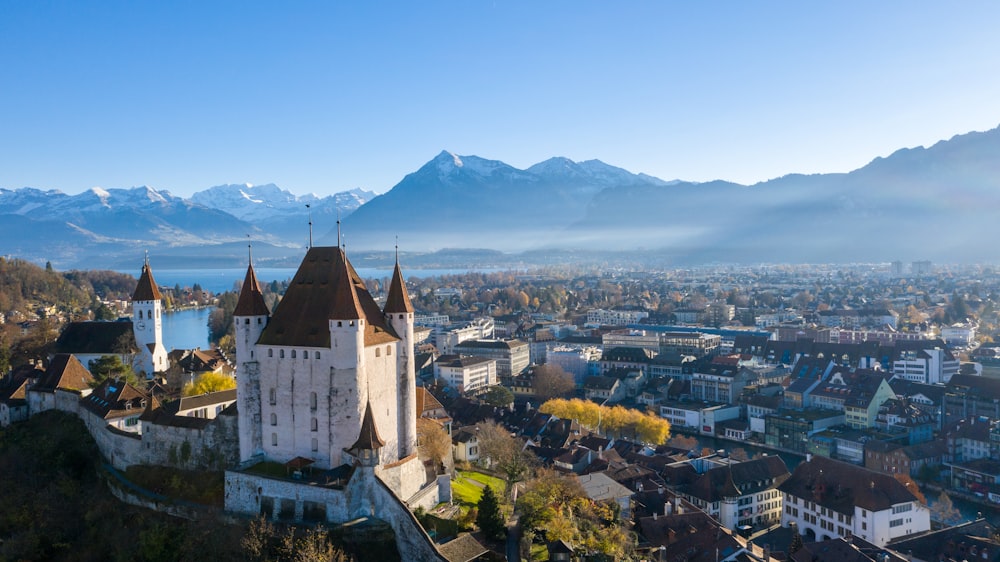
left=546, top=345, right=602, bottom=386
left=892, top=347, right=959, bottom=384
left=453, top=339, right=530, bottom=379
left=434, top=355, right=497, bottom=394
left=230, top=247, right=423, bottom=496
left=941, top=323, right=976, bottom=348
left=435, top=317, right=495, bottom=354
left=585, top=308, right=648, bottom=327
left=778, top=455, right=930, bottom=546
left=670, top=455, right=790, bottom=530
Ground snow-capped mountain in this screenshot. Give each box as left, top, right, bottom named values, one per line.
left=190, top=183, right=374, bottom=222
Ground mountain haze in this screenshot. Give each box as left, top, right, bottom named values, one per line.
left=2, top=125, right=1000, bottom=268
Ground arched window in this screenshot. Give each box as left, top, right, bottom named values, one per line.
left=311, top=418, right=318, bottom=432
left=311, top=438, right=318, bottom=452
left=387, top=346, right=392, bottom=356
left=291, top=350, right=296, bottom=359
left=269, top=388, right=276, bottom=405
left=315, top=352, right=321, bottom=360
left=268, top=349, right=273, bottom=358
left=270, top=413, right=277, bottom=426
left=280, top=349, right=285, bottom=358
left=244, top=318, right=250, bottom=325
left=147, top=310, right=152, bottom=319
left=303, top=350, right=309, bottom=359
left=271, top=433, right=277, bottom=446
left=310, top=392, right=317, bottom=410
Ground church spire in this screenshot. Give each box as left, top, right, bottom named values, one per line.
left=132, top=255, right=162, bottom=301
left=384, top=243, right=413, bottom=314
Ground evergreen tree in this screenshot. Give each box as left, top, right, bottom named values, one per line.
left=476, top=485, right=507, bottom=541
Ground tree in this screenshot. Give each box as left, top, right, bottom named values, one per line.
left=89, top=355, right=140, bottom=386
left=475, top=420, right=536, bottom=496
left=930, top=491, right=963, bottom=525
left=894, top=473, right=927, bottom=505
left=182, top=371, right=237, bottom=396
left=476, top=485, right=507, bottom=541
left=480, top=385, right=514, bottom=408
left=532, top=364, right=575, bottom=401
left=417, top=421, right=452, bottom=474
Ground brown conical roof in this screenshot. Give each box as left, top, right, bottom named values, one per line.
left=348, top=400, right=385, bottom=452
left=132, top=262, right=162, bottom=301
left=383, top=262, right=413, bottom=314
left=233, top=263, right=270, bottom=317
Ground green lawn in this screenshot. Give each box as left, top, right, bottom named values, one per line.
left=451, top=476, right=484, bottom=506
left=459, top=470, right=505, bottom=492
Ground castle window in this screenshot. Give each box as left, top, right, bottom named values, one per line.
left=245, top=318, right=250, bottom=325
left=310, top=392, right=317, bottom=410
left=270, top=413, right=277, bottom=426
left=375, top=348, right=380, bottom=358
left=268, top=349, right=273, bottom=358
left=147, top=310, right=152, bottom=319
left=280, top=350, right=285, bottom=358
left=311, top=418, right=318, bottom=432
left=269, top=388, right=276, bottom=405
left=399, top=314, right=404, bottom=320
left=337, top=321, right=342, bottom=327
left=251, top=351, right=254, bottom=359
left=257, top=318, right=262, bottom=324
left=387, top=346, right=391, bottom=356
left=315, top=352, right=320, bottom=359
left=291, top=350, right=296, bottom=359
left=303, top=350, right=308, bottom=359
left=311, top=438, right=318, bottom=452
left=272, top=433, right=277, bottom=446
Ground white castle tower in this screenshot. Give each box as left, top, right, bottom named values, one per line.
left=233, top=246, right=421, bottom=494
left=131, top=257, right=167, bottom=374
left=233, top=256, right=270, bottom=462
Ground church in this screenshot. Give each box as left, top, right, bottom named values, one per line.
left=54, top=258, right=168, bottom=376
left=225, top=246, right=442, bottom=558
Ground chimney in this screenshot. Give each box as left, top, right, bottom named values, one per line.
left=806, top=453, right=812, bottom=462
left=664, top=501, right=671, bottom=516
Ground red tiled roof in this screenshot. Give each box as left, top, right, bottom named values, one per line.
left=33, top=354, right=94, bottom=393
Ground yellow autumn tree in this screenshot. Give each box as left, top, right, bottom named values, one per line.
left=539, top=398, right=670, bottom=445
left=182, top=371, right=236, bottom=396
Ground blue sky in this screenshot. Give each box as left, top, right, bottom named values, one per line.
left=2, top=1, right=999, bottom=196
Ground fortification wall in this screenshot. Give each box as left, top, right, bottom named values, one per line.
left=140, top=415, right=239, bottom=470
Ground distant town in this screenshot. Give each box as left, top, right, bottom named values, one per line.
left=2, top=254, right=1000, bottom=561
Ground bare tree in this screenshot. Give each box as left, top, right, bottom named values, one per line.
left=532, top=364, right=575, bottom=401
left=476, top=420, right=536, bottom=496
left=417, top=421, right=452, bottom=474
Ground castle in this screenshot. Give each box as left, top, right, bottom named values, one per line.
left=224, top=246, right=443, bottom=558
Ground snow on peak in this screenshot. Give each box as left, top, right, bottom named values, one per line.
left=448, top=151, right=463, bottom=168
left=90, top=187, right=110, bottom=199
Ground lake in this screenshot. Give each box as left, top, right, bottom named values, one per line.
left=136, top=266, right=504, bottom=294
left=161, top=308, right=210, bottom=351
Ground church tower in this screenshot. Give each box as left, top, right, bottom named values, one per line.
left=233, top=256, right=270, bottom=463
left=131, top=256, right=166, bottom=374
left=384, top=255, right=417, bottom=459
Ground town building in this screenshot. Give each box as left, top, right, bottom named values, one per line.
left=452, top=339, right=529, bottom=379
left=434, top=355, right=497, bottom=394
left=778, top=455, right=930, bottom=546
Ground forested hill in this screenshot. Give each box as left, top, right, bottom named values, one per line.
left=0, top=257, right=136, bottom=318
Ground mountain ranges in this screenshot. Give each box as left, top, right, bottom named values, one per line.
left=3, top=124, right=1000, bottom=269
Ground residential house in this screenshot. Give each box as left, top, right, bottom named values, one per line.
left=80, top=378, right=150, bottom=434
left=778, top=455, right=930, bottom=546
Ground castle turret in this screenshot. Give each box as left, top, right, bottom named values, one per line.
left=131, top=257, right=166, bottom=374
left=347, top=400, right=385, bottom=468
left=384, top=258, right=416, bottom=459
left=234, top=259, right=270, bottom=463
left=719, top=465, right=741, bottom=530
